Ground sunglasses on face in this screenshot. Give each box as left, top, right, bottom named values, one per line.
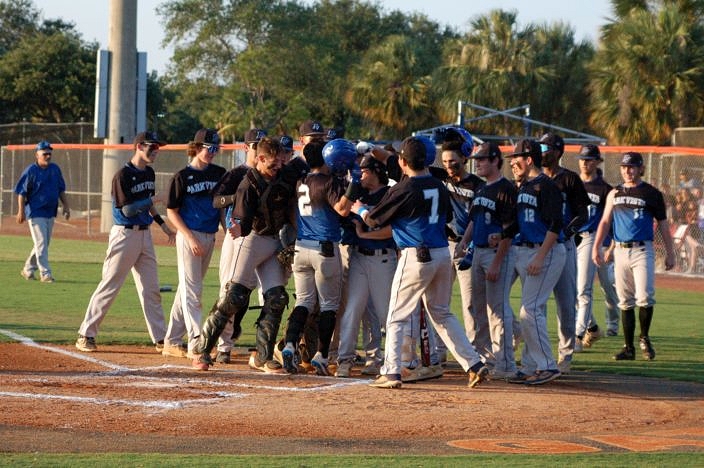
left=41, top=152, right=52, bottom=157
left=540, top=144, right=552, bottom=153
left=141, top=143, right=160, bottom=152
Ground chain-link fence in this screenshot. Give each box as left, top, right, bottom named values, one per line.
left=3, top=142, right=704, bottom=274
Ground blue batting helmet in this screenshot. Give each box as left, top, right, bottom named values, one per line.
left=322, top=139, right=357, bottom=174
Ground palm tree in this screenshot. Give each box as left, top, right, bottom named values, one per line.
left=589, top=3, right=704, bottom=144
left=344, top=35, right=437, bottom=139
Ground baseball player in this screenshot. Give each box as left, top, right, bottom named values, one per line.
left=574, top=144, right=619, bottom=349
left=334, top=155, right=397, bottom=377
left=15, top=140, right=70, bottom=283
left=458, top=142, right=519, bottom=379
left=506, top=139, right=566, bottom=385
left=279, top=139, right=352, bottom=375
left=538, top=132, right=590, bottom=374
left=193, top=137, right=307, bottom=371
left=163, top=129, right=226, bottom=360
left=593, top=152, right=676, bottom=361
left=76, top=132, right=175, bottom=352
left=204, top=127, right=267, bottom=363
left=358, top=136, right=488, bottom=389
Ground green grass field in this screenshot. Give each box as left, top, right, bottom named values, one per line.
left=1, top=234, right=703, bottom=465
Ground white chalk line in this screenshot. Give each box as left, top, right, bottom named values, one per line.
left=0, top=329, right=370, bottom=410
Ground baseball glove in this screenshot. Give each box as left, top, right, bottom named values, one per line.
left=276, top=245, right=296, bottom=272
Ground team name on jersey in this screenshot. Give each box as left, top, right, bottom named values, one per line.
left=517, top=192, right=538, bottom=207
left=614, top=195, right=646, bottom=207
left=472, top=196, right=496, bottom=211
left=131, top=181, right=155, bottom=194
left=588, top=192, right=601, bottom=204
left=186, top=181, right=218, bottom=194
left=445, top=183, right=475, bottom=199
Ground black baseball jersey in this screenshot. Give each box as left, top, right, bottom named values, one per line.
left=353, top=185, right=397, bottom=251
left=580, top=175, right=612, bottom=233
left=212, top=164, right=250, bottom=208
left=470, top=176, right=517, bottom=246
left=551, top=168, right=590, bottom=239
left=167, top=163, right=226, bottom=233
left=445, top=173, right=485, bottom=240
left=516, top=173, right=563, bottom=243
left=611, top=182, right=667, bottom=242
left=112, top=162, right=156, bottom=226
left=369, top=174, right=452, bottom=249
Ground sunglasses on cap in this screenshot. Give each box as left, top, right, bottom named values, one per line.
left=202, top=143, right=220, bottom=154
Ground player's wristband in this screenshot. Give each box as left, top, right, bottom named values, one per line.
left=153, top=214, right=165, bottom=226
left=357, top=207, right=369, bottom=219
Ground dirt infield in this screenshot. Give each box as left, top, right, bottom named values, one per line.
left=1, top=338, right=703, bottom=455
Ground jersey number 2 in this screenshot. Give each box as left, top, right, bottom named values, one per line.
left=298, top=184, right=312, bottom=216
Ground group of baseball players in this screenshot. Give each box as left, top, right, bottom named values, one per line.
left=16, top=120, right=676, bottom=389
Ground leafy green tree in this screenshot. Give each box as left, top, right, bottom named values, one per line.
left=0, top=31, right=97, bottom=122
left=589, top=2, right=704, bottom=144
left=0, top=0, right=40, bottom=56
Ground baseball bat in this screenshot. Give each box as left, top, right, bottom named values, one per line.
left=419, top=300, right=431, bottom=367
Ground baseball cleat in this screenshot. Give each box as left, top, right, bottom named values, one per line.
left=311, top=351, right=330, bottom=376
left=281, top=344, right=299, bottom=374
left=75, top=335, right=97, bottom=352
left=215, top=350, right=231, bottom=364
left=369, top=374, right=402, bottom=389
left=360, top=360, right=381, bottom=376
left=20, top=270, right=35, bottom=280
left=583, top=328, right=603, bottom=348
left=468, top=364, right=489, bottom=388
left=507, top=371, right=531, bottom=384
left=524, top=369, right=561, bottom=385
left=557, top=358, right=571, bottom=375
left=334, top=359, right=354, bottom=378
left=40, top=275, right=55, bottom=283
left=639, top=337, right=656, bottom=360
left=402, top=364, right=444, bottom=382
left=155, top=340, right=164, bottom=352
left=248, top=353, right=285, bottom=374
left=162, top=342, right=188, bottom=358
left=613, top=346, right=635, bottom=360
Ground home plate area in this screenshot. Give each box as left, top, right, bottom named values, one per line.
left=1, top=331, right=703, bottom=455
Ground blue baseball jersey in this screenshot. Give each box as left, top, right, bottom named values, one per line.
left=444, top=173, right=484, bottom=239
left=14, top=162, right=66, bottom=219
left=111, top=162, right=156, bottom=226
left=296, top=172, right=346, bottom=242
left=167, top=163, right=226, bottom=233
left=516, top=173, right=563, bottom=243
left=368, top=174, right=451, bottom=249
left=470, top=176, right=517, bottom=246
left=611, top=182, right=667, bottom=242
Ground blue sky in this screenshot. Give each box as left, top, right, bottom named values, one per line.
left=32, top=0, right=613, bottom=75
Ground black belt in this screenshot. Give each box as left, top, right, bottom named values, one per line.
left=123, top=224, right=149, bottom=230
left=358, top=246, right=389, bottom=256
left=474, top=244, right=490, bottom=248
left=618, top=241, right=646, bottom=248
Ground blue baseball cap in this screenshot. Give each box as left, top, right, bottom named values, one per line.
left=279, top=135, right=294, bottom=152
left=36, top=140, right=53, bottom=151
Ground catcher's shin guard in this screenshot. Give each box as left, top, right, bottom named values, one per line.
left=196, top=282, right=251, bottom=355
left=254, top=286, right=289, bottom=365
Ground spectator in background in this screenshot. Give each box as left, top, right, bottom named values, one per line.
left=15, top=140, right=70, bottom=283
left=678, top=169, right=697, bottom=190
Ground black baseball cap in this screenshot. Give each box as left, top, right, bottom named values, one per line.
left=538, top=132, right=564, bottom=153
left=471, top=142, right=501, bottom=159
left=279, top=135, right=294, bottom=152
left=193, top=128, right=220, bottom=145
left=133, top=131, right=166, bottom=148
left=620, top=152, right=643, bottom=167
left=578, top=144, right=602, bottom=160
left=299, top=119, right=325, bottom=137
left=359, top=154, right=386, bottom=173
left=244, top=128, right=267, bottom=144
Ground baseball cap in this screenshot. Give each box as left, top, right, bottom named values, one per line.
left=359, top=154, right=386, bottom=174
left=620, top=152, right=643, bottom=167
left=193, top=128, right=220, bottom=145
left=279, top=135, right=294, bottom=152
left=538, top=132, right=564, bottom=153
left=244, top=128, right=267, bottom=144
left=326, top=126, right=345, bottom=141
left=299, top=119, right=325, bottom=137
left=578, top=144, right=602, bottom=160
left=471, top=142, right=501, bottom=159
left=35, top=140, right=53, bottom=151
left=133, top=131, right=166, bottom=148
left=507, top=139, right=541, bottom=158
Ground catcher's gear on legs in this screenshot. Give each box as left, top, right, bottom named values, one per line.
left=254, top=286, right=289, bottom=365
left=196, top=282, right=251, bottom=355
